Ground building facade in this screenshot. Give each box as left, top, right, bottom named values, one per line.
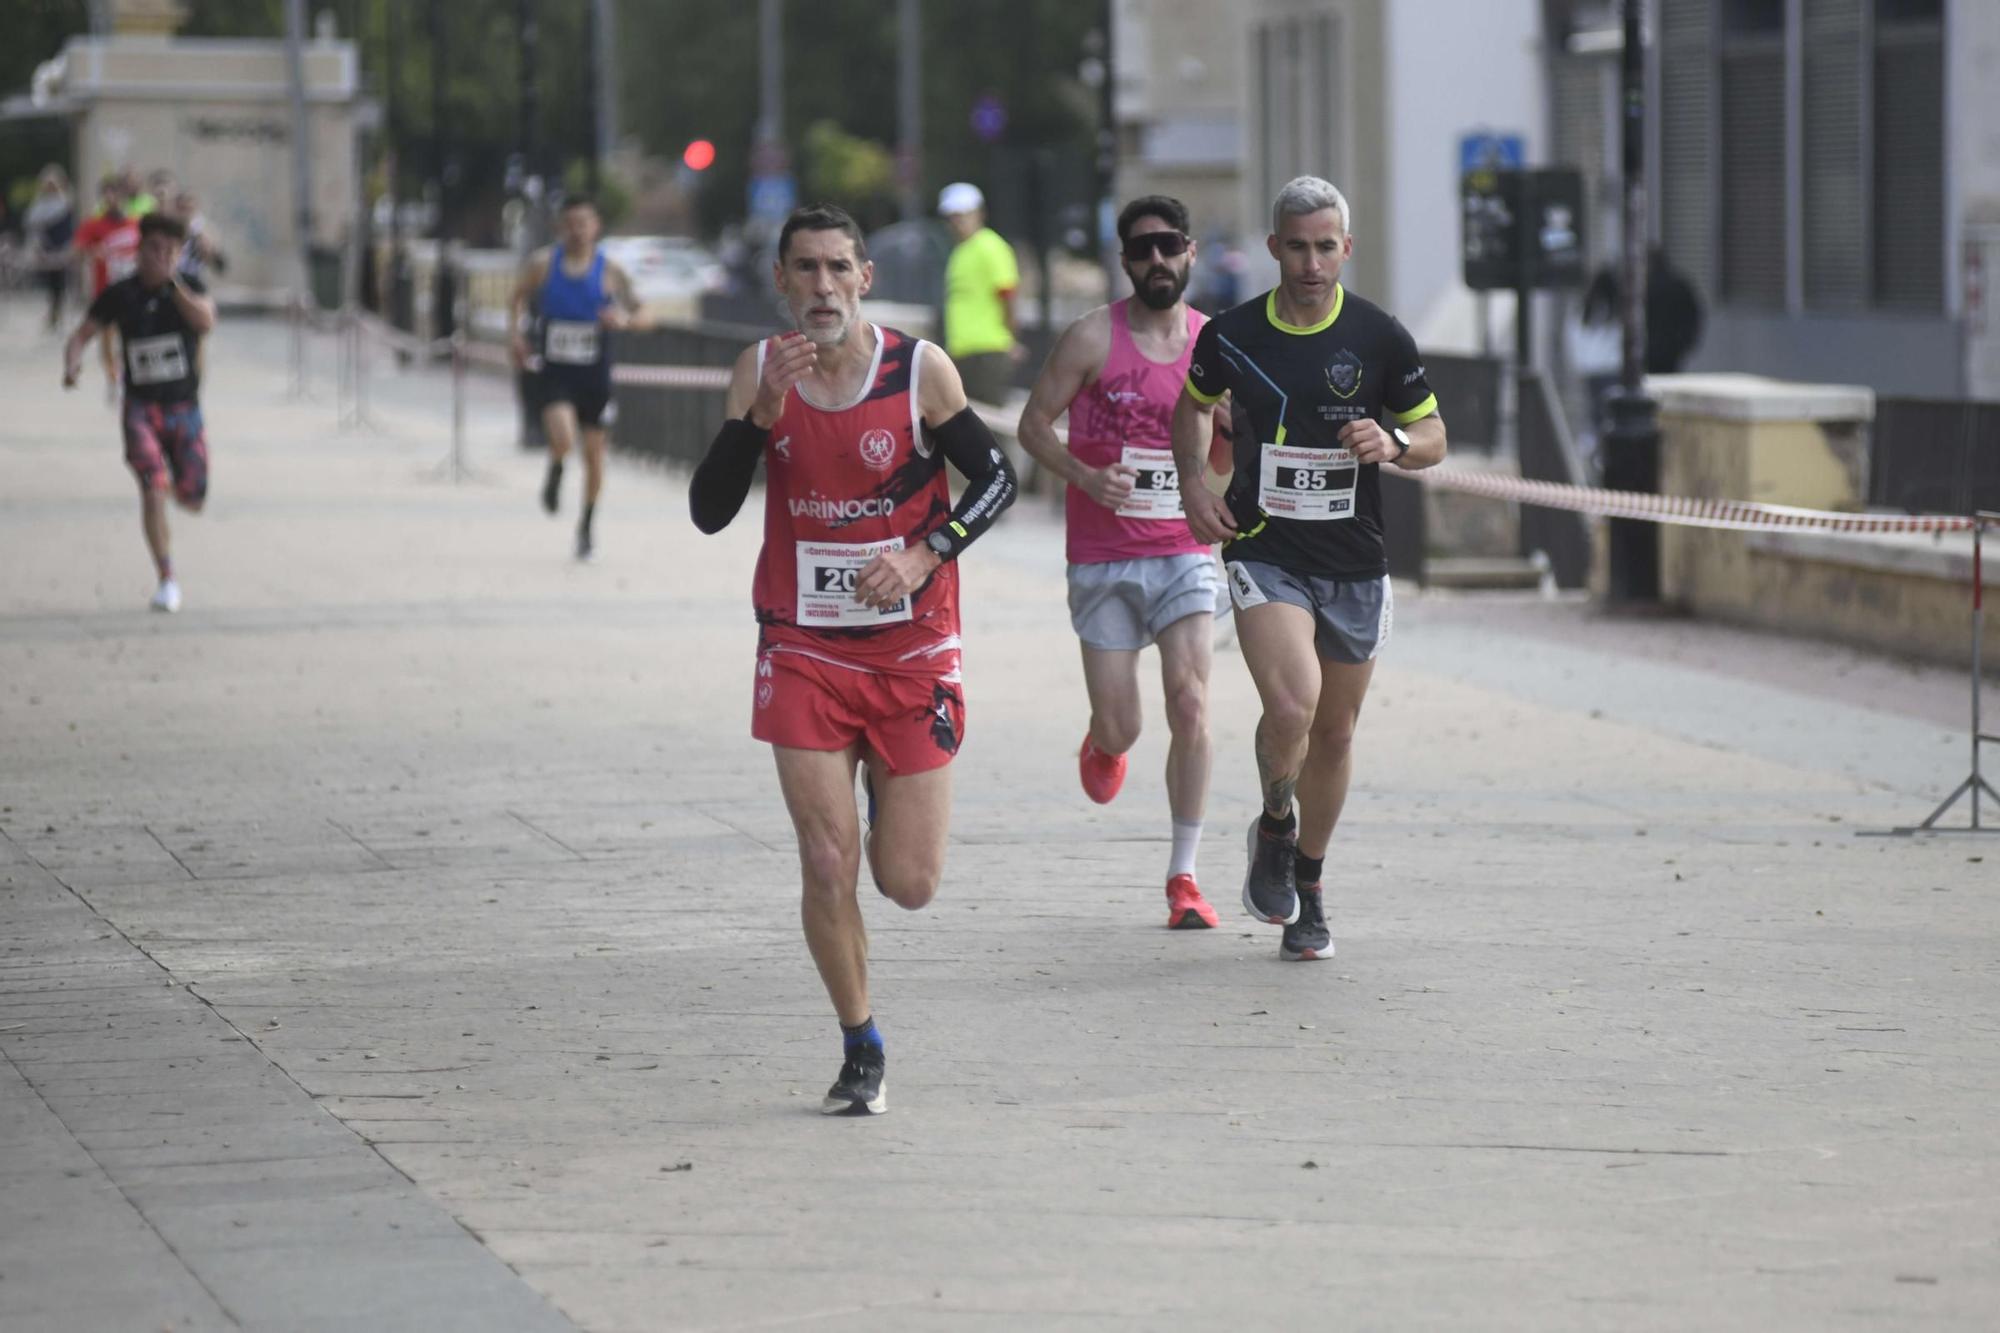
left=1549, top=0, right=2000, bottom=398
left=42, top=29, right=360, bottom=300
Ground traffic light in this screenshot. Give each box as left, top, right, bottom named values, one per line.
left=683, top=139, right=716, bottom=172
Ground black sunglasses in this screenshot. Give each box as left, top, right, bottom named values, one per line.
left=1121, top=231, right=1190, bottom=262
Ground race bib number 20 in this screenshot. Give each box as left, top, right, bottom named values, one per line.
left=795, top=537, right=912, bottom=627
left=1258, top=444, right=1357, bottom=521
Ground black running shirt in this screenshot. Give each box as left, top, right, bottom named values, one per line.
left=1184, top=285, right=1438, bottom=580
left=89, top=273, right=207, bottom=404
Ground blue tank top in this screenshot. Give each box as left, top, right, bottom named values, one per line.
left=538, top=249, right=610, bottom=369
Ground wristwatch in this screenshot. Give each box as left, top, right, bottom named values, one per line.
left=925, top=529, right=954, bottom=560
left=1389, top=426, right=1412, bottom=462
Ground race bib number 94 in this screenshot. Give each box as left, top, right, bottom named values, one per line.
left=544, top=319, right=601, bottom=365
left=1115, top=445, right=1183, bottom=519
left=1258, top=444, right=1357, bottom=520
left=796, top=537, right=912, bottom=627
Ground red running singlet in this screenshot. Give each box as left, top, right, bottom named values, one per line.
left=751, top=326, right=962, bottom=677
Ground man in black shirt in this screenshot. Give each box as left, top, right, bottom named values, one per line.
left=63, top=211, right=217, bottom=613
left=1171, top=175, right=1446, bottom=962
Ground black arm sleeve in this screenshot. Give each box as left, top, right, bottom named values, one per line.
left=925, top=407, right=1018, bottom=560
left=689, top=416, right=767, bottom=534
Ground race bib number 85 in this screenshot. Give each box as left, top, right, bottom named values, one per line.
left=796, top=537, right=912, bottom=627
left=1258, top=444, right=1357, bottom=520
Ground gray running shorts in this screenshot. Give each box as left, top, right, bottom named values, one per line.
left=1067, top=552, right=1221, bottom=651
left=1222, top=559, right=1393, bottom=664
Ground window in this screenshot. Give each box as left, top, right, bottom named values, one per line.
left=1803, top=0, right=1866, bottom=309
left=1657, top=0, right=1944, bottom=314
left=1658, top=0, right=1716, bottom=299
left=1872, top=0, right=1944, bottom=309
left=1719, top=2, right=1785, bottom=306
left=1253, top=12, right=1342, bottom=207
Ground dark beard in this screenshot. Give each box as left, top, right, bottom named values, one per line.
left=1130, top=265, right=1189, bottom=311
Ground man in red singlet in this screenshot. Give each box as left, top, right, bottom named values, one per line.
left=690, top=204, right=1017, bottom=1116
left=1017, top=196, right=1230, bottom=930
left=72, top=176, right=141, bottom=400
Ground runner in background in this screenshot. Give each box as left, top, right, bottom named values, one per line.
left=1016, top=195, right=1233, bottom=930
left=62, top=212, right=218, bottom=613
left=509, top=195, right=643, bottom=562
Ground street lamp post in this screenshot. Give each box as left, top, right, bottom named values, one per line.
left=1602, top=0, right=1661, bottom=603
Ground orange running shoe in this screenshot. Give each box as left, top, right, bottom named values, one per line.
left=1165, top=874, right=1218, bottom=929
left=1078, top=734, right=1127, bottom=804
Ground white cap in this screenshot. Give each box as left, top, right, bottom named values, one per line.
left=937, top=182, right=985, bottom=216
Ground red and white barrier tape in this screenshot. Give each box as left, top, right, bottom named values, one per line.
left=1403, top=466, right=1983, bottom=534
left=611, top=363, right=734, bottom=390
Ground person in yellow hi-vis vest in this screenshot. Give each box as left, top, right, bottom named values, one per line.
left=937, top=182, right=1020, bottom=408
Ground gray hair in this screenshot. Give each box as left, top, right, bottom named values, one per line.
left=1271, top=175, right=1350, bottom=235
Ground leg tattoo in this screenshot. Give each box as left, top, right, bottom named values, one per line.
left=1254, top=716, right=1298, bottom=818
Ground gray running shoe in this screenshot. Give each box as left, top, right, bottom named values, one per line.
left=1280, top=884, right=1333, bottom=960
left=1241, top=816, right=1299, bottom=924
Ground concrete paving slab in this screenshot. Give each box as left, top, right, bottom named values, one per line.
left=4, top=302, right=1997, bottom=1331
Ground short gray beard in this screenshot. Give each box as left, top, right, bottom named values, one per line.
left=792, top=303, right=852, bottom=347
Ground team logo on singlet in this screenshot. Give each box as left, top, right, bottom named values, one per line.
left=858, top=428, right=897, bottom=472
left=1326, top=349, right=1363, bottom=399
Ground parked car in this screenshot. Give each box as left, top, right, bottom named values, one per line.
left=600, top=235, right=728, bottom=304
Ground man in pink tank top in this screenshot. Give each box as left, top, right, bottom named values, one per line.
left=1018, top=196, right=1232, bottom=930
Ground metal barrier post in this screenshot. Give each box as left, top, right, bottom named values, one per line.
left=288, top=292, right=306, bottom=399
left=1870, top=512, right=2000, bottom=837
left=450, top=331, right=467, bottom=484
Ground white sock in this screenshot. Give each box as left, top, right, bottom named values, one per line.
left=1169, top=818, right=1202, bottom=879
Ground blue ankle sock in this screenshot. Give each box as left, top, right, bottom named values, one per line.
left=841, top=1016, right=882, bottom=1054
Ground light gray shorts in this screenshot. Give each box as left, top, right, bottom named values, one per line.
left=1067, top=552, right=1221, bottom=651
left=1223, top=560, right=1393, bottom=664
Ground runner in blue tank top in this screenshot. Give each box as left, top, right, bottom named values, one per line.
left=509, top=195, right=642, bottom=561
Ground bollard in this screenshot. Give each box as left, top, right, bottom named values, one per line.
left=1601, top=388, right=1661, bottom=603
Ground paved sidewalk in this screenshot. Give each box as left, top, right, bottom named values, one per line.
left=3, top=301, right=1996, bottom=1332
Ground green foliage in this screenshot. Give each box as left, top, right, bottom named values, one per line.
left=1, top=0, right=1107, bottom=245
left=616, top=0, right=1103, bottom=234
left=562, top=159, right=631, bottom=230
left=801, top=121, right=896, bottom=231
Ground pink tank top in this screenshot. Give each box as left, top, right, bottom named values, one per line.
left=1063, top=300, right=1211, bottom=564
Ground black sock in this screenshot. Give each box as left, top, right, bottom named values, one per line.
left=580, top=501, right=595, bottom=537
left=841, top=1015, right=882, bottom=1054
left=546, top=460, right=563, bottom=486
left=1259, top=808, right=1296, bottom=838
left=1295, top=854, right=1324, bottom=888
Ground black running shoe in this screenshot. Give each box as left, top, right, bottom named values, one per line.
left=540, top=466, right=561, bottom=514
left=1280, top=884, right=1333, bottom=960
left=1241, top=817, right=1300, bottom=924
left=821, top=1044, right=887, bottom=1115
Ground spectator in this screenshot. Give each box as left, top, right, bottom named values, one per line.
left=24, top=166, right=75, bottom=331
left=937, top=181, right=1020, bottom=406
left=1580, top=246, right=1704, bottom=375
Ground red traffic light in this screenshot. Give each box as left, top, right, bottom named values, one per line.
left=683, top=139, right=716, bottom=172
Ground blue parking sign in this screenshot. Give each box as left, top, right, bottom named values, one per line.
left=1459, top=132, right=1525, bottom=174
